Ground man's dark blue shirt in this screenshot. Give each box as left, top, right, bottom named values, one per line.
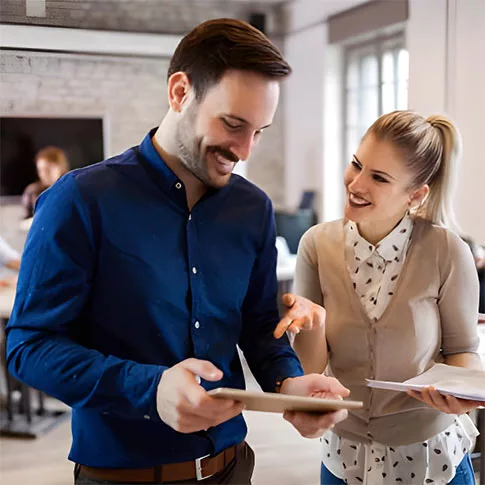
left=6, top=130, right=303, bottom=467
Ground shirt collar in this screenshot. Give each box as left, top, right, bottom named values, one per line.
left=138, top=128, right=235, bottom=197
left=345, top=214, right=414, bottom=263
left=138, top=128, right=180, bottom=190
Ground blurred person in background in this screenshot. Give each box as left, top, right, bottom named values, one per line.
left=22, top=146, right=70, bottom=219
left=0, top=236, right=20, bottom=287
left=462, top=236, right=485, bottom=313
left=0, top=236, right=20, bottom=273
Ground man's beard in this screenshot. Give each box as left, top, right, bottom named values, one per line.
left=175, top=106, right=238, bottom=189
left=175, top=110, right=212, bottom=187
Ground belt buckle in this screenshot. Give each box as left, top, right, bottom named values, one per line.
left=195, top=453, right=214, bottom=481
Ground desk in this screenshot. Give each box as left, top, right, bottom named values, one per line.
left=0, top=286, right=69, bottom=438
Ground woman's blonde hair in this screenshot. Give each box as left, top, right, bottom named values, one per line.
left=365, top=110, right=461, bottom=230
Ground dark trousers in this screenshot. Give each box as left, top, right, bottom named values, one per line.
left=74, top=442, right=255, bottom=485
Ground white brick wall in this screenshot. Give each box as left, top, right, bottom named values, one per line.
left=1, top=49, right=168, bottom=155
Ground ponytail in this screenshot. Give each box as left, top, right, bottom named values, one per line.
left=421, top=115, right=461, bottom=231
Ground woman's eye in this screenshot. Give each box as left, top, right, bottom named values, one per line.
left=373, top=175, right=389, bottom=183
left=351, top=160, right=361, bottom=170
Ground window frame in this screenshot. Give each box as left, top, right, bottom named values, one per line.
left=342, top=32, right=407, bottom=170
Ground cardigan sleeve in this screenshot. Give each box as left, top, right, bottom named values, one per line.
left=294, top=225, right=325, bottom=306
left=438, top=230, right=480, bottom=355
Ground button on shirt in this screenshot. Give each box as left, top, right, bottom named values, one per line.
left=321, top=215, right=479, bottom=485
left=6, top=129, right=303, bottom=467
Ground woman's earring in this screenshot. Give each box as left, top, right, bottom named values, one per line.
left=408, top=201, right=419, bottom=213
left=409, top=200, right=423, bottom=213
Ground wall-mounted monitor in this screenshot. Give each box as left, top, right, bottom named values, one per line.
left=0, top=116, right=104, bottom=196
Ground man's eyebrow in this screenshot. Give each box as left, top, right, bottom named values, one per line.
left=353, top=154, right=396, bottom=180
left=223, top=114, right=272, bottom=130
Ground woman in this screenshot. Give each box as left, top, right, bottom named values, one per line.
left=276, top=111, right=483, bottom=484
left=22, top=146, right=69, bottom=219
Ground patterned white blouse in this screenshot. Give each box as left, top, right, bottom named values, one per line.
left=320, top=215, right=479, bottom=485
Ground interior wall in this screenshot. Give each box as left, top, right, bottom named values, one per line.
left=407, top=0, right=485, bottom=244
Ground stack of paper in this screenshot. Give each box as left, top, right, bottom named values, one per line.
left=366, top=364, right=485, bottom=401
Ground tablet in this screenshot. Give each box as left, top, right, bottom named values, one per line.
left=208, top=388, right=363, bottom=414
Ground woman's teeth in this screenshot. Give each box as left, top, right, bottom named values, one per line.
left=349, top=193, right=371, bottom=206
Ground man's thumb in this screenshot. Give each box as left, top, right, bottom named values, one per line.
left=181, top=358, right=223, bottom=382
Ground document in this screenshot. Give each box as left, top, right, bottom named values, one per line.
left=366, top=364, right=485, bottom=401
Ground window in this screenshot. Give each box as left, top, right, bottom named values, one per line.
left=343, top=34, right=408, bottom=165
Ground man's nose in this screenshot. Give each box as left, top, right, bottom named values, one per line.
left=231, top=133, right=257, bottom=162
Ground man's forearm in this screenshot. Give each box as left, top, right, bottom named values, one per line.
left=7, top=326, right=165, bottom=419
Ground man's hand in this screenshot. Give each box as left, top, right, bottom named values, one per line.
left=280, top=374, right=350, bottom=438
left=274, top=294, right=325, bottom=339
left=408, top=388, right=485, bottom=415
left=156, top=358, right=245, bottom=433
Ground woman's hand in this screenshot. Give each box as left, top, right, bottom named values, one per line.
left=274, top=294, right=325, bottom=339
left=408, top=387, right=485, bottom=414
left=280, top=374, right=350, bottom=438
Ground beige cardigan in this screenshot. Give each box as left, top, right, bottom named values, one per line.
left=295, top=217, right=480, bottom=446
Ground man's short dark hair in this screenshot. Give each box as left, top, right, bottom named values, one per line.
left=168, top=18, right=291, bottom=100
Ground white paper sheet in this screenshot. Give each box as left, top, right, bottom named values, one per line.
left=366, top=363, right=485, bottom=401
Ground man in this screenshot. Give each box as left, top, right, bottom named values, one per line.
left=6, top=19, right=348, bottom=485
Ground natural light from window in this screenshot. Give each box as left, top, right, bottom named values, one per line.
left=344, top=34, right=408, bottom=166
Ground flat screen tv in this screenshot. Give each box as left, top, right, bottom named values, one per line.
left=0, top=117, right=104, bottom=196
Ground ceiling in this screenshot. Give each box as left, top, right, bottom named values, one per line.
left=5, top=0, right=365, bottom=36
left=5, top=0, right=289, bottom=35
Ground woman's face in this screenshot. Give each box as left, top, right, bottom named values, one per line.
left=344, top=133, right=425, bottom=240
left=36, top=159, right=63, bottom=187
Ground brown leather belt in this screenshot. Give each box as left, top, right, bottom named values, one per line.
left=78, top=442, right=243, bottom=483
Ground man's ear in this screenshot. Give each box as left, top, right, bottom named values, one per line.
left=408, top=184, right=430, bottom=210
left=167, top=72, right=192, bottom=112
